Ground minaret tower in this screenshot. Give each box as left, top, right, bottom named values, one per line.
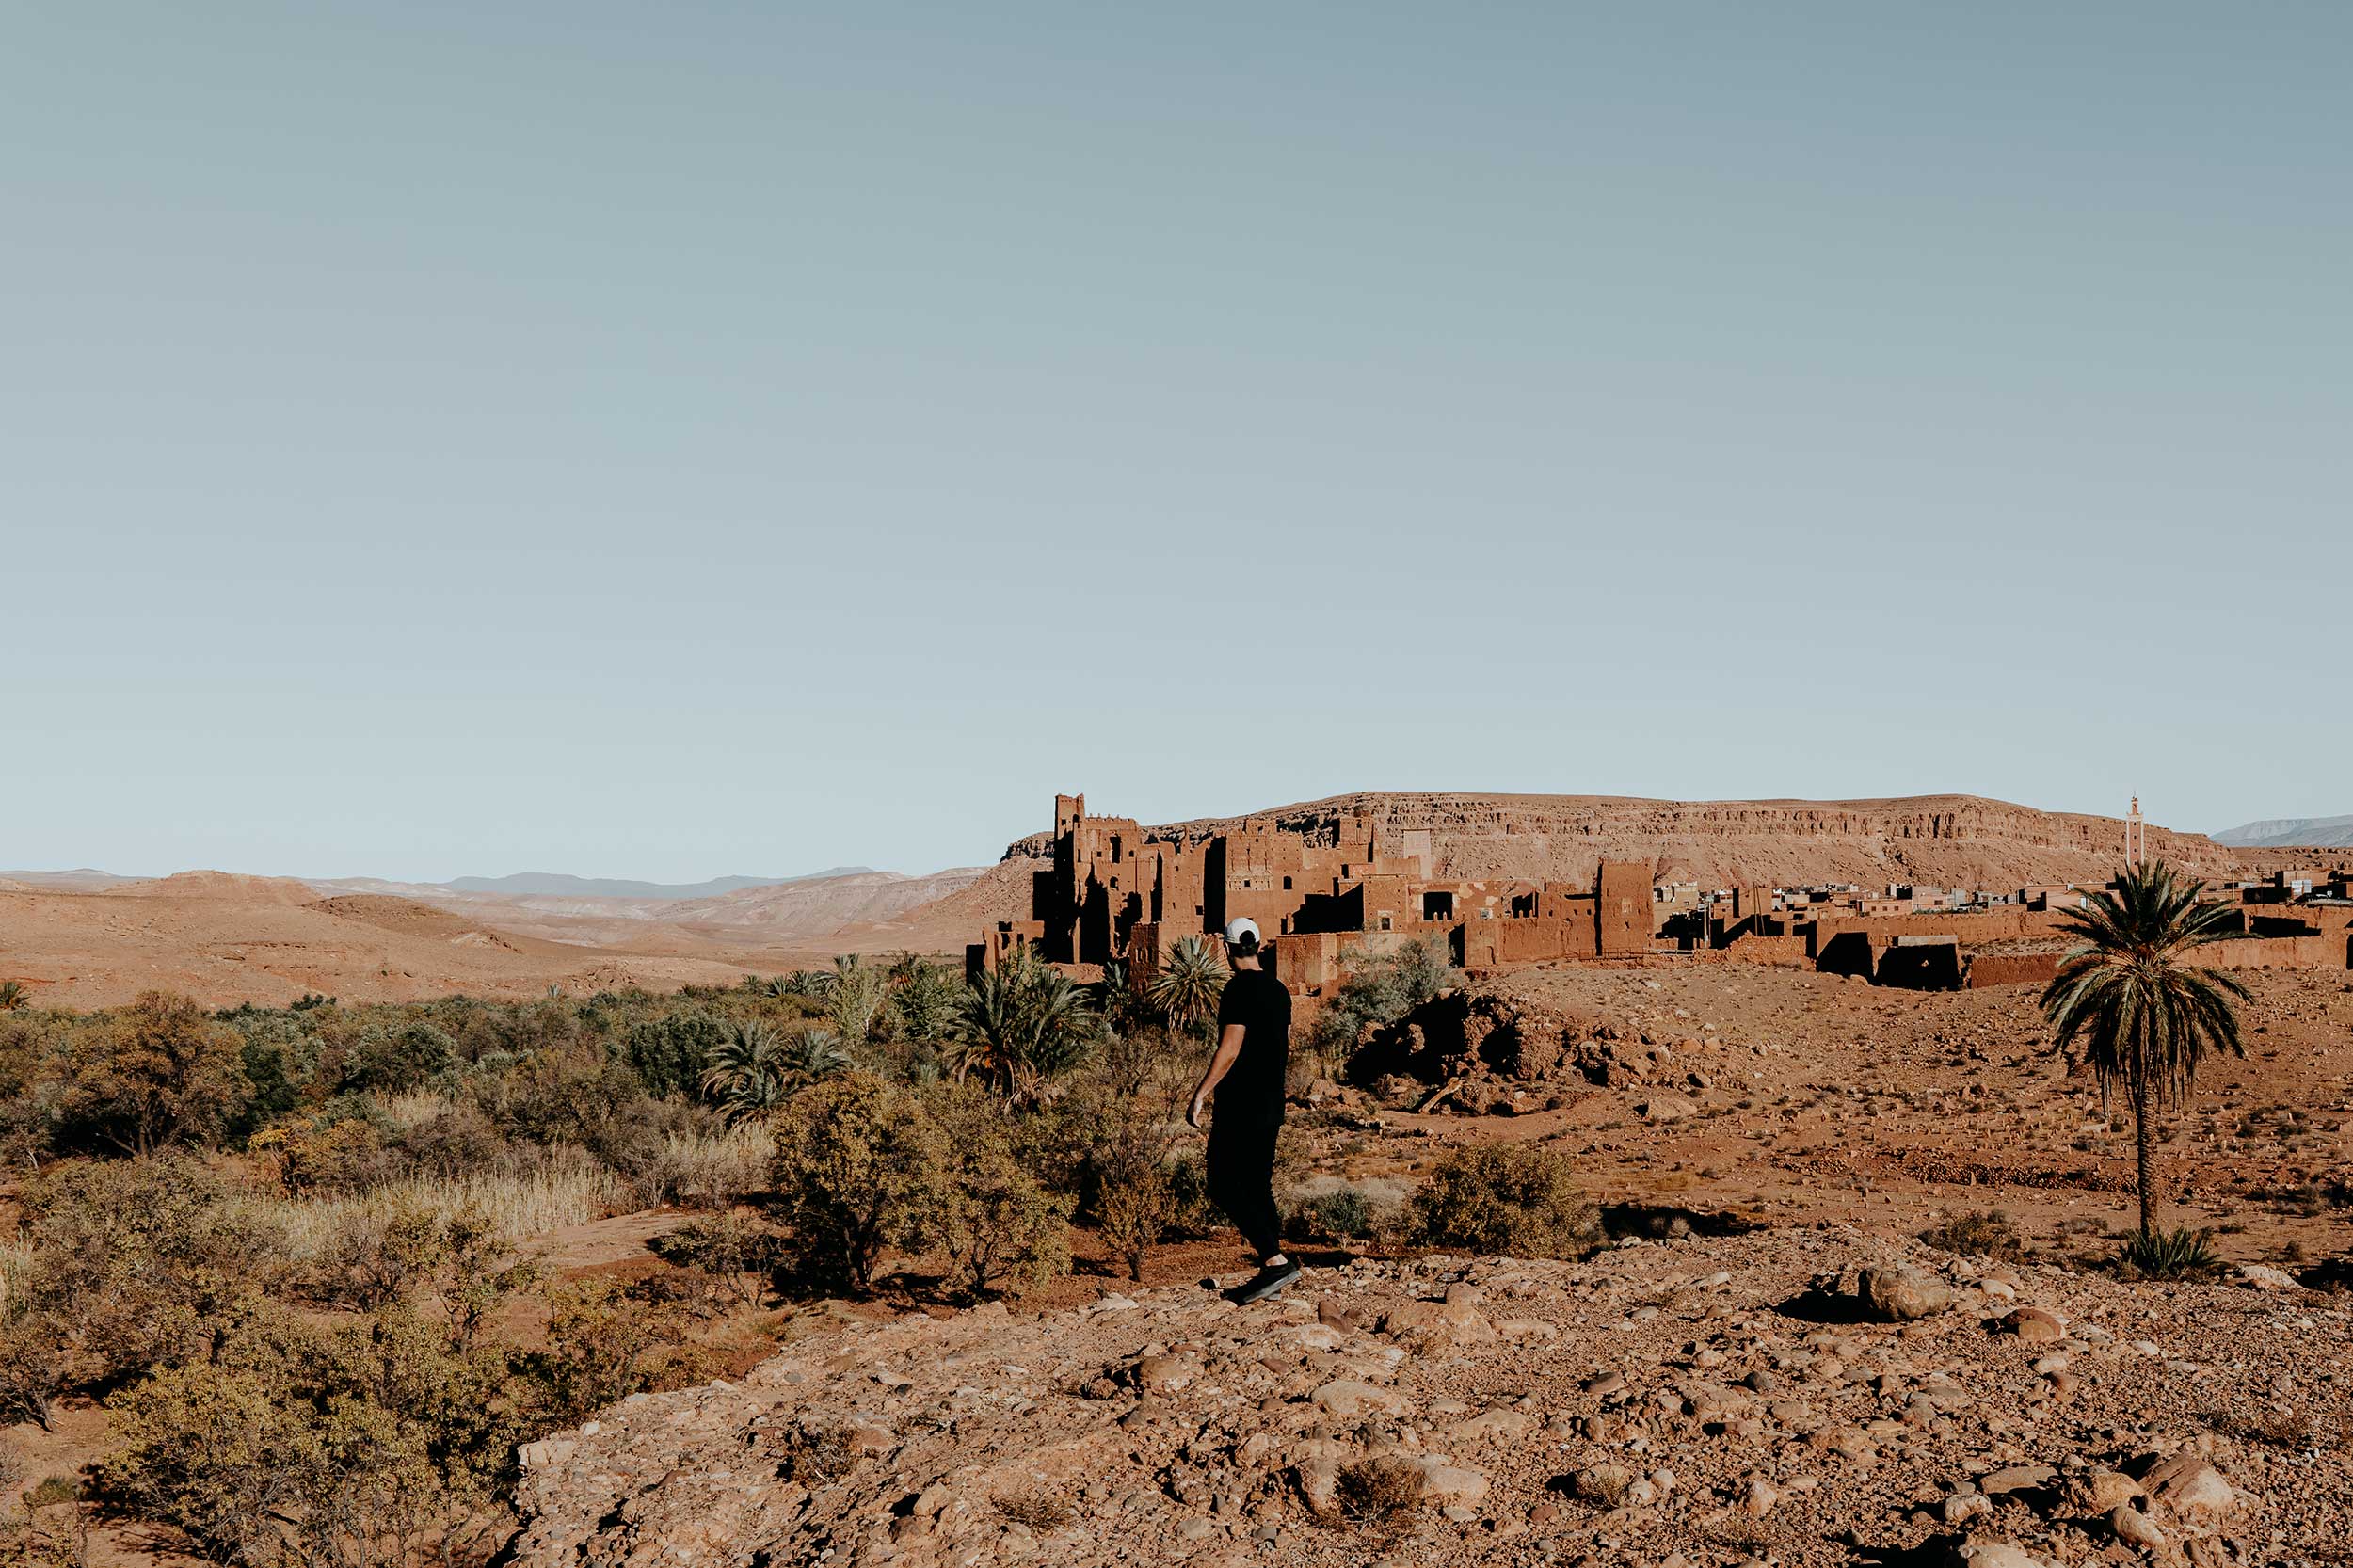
left=2124, top=794, right=2145, bottom=871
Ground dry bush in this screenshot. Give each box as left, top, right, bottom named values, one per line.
left=1921, top=1208, right=2025, bottom=1260
left=1336, top=1457, right=1423, bottom=1528
left=991, top=1489, right=1074, bottom=1531
left=1284, top=1176, right=1408, bottom=1242
left=652, top=1125, right=771, bottom=1209
left=776, top=1425, right=860, bottom=1485
left=2203, top=1404, right=2323, bottom=1448
left=646, top=1209, right=784, bottom=1309
left=1408, top=1144, right=1602, bottom=1259
left=276, top=1153, right=627, bottom=1258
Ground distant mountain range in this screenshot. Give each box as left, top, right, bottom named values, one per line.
left=2212, top=815, right=2353, bottom=849
left=440, top=869, right=876, bottom=901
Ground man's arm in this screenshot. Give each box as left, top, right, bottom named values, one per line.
left=1187, top=1024, right=1247, bottom=1129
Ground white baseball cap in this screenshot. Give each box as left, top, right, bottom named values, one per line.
left=1223, top=917, right=1261, bottom=952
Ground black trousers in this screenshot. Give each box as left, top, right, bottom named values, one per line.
left=1206, top=1112, right=1283, bottom=1261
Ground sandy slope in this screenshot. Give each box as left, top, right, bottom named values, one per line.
left=0, top=877, right=751, bottom=1009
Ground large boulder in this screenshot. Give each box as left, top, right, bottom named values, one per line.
left=1811, top=1261, right=1955, bottom=1321
left=1859, top=1263, right=1953, bottom=1321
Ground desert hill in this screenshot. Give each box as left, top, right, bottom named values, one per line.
left=0, top=862, right=999, bottom=1010
left=0, top=875, right=752, bottom=1010
left=111, top=870, right=323, bottom=905
left=2214, top=812, right=2353, bottom=849
left=308, top=867, right=984, bottom=945
left=1011, top=792, right=2255, bottom=891
left=440, top=869, right=873, bottom=900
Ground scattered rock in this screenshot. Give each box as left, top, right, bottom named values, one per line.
left=1997, top=1306, right=2067, bottom=1344
left=2109, top=1502, right=2167, bottom=1550
left=2233, top=1264, right=2300, bottom=1291
left=1312, top=1379, right=1411, bottom=1419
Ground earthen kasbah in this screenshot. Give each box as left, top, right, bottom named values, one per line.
left=971, top=792, right=2353, bottom=1007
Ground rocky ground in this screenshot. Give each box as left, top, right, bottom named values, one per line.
left=501, top=963, right=2353, bottom=1568
left=1335, top=966, right=2353, bottom=1272
left=505, top=1226, right=2348, bottom=1568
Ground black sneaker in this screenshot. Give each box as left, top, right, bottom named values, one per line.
left=1228, top=1258, right=1303, bottom=1304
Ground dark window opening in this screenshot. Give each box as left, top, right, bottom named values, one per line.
left=1422, top=891, right=1454, bottom=920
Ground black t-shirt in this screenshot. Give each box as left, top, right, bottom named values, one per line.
left=1213, top=968, right=1291, bottom=1123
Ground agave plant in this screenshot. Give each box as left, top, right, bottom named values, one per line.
left=1149, top=936, right=1227, bottom=1036
left=2118, top=1225, right=2220, bottom=1280
left=2040, top=859, right=2248, bottom=1240
left=0, top=980, right=26, bottom=1012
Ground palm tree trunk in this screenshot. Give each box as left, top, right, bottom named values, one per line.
left=2132, top=1073, right=2156, bottom=1238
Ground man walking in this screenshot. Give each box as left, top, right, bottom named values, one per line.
left=1187, top=917, right=1298, bottom=1303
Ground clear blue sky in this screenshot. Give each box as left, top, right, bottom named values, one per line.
left=7, top=3, right=2347, bottom=881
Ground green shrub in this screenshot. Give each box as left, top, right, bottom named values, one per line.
left=1310, top=938, right=1451, bottom=1063
left=343, top=1022, right=457, bottom=1096
left=302, top=1200, right=448, bottom=1310
left=528, top=1281, right=662, bottom=1425
left=1408, top=1144, right=1601, bottom=1258
left=1287, top=1176, right=1407, bottom=1242
left=624, top=1010, right=725, bottom=1100
left=46, top=992, right=247, bottom=1156
left=98, top=1309, right=520, bottom=1568
left=767, top=1074, right=944, bottom=1294
left=18, top=1154, right=284, bottom=1381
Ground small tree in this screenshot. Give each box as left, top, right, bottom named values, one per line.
left=1310, top=936, right=1454, bottom=1065
left=1094, top=1135, right=1174, bottom=1284
left=767, top=1074, right=944, bottom=1294
left=929, top=1093, right=1070, bottom=1299
left=2040, top=859, right=2247, bottom=1240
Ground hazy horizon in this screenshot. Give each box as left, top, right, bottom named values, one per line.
left=8, top=3, right=2348, bottom=881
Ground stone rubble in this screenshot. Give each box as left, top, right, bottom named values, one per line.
left=505, top=1226, right=2348, bottom=1567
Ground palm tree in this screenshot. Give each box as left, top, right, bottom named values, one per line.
left=780, top=1028, right=855, bottom=1086
left=699, top=1020, right=790, bottom=1125
left=1150, top=936, right=1227, bottom=1037
left=0, top=981, right=26, bottom=1012
left=949, top=955, right=1097, bottom=1100
left=1020, top=965, right=1098, bottom=1079
left=1090, top=959, right=1151, bottom=1037
left=2040, top=860, right=2248, bottom=1240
